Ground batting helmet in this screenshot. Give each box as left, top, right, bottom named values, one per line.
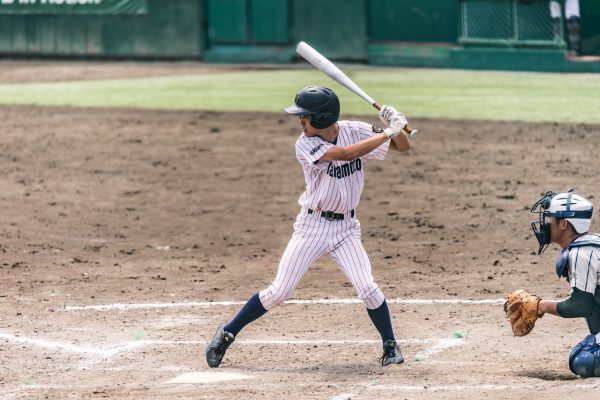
left=284, top=86, right=340, bottom=129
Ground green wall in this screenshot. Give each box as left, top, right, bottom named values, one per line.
left=292, top=0, right=367, bottom=60
left=203, top=0, right=460, bottom=62
left=582, top=0, right=600, bottom=55
left=0, top=0, right=202, bottom=58
left=0, top=0, right=598, bottom=62
left=204, top=0, right=366, bottom=61
left=369, top=0, right=459, bottom=43
left=206, top=0, right=289, bottom=45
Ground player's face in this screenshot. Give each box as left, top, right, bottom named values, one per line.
left=299, top=115, right=318, bottom=136
left=547, top=217, right=564, bottom=243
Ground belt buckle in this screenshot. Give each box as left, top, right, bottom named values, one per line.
left=322, top=211, right=336, bottom=221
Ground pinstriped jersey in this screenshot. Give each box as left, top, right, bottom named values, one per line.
left=568, top=234, right=600, bottom=295
left=294, top=120, right=389, bottom=213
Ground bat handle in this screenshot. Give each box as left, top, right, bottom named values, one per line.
left=373, top=102, right=418, bottom=137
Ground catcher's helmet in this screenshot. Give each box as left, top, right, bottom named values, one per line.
left=531, top=190, right=593, bottom=254
left=284, top=86, right=340, bottom=129
left=546, top=192, right=593, bottom=234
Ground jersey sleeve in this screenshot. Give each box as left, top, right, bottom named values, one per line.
left=295, top=135, right=334, bottom=169
left=569, top=247, right=600, bottom=294
left=354, top=121, right=390, bottom=161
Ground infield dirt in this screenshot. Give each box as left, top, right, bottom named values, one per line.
left=1, top=63, right=600, bottom=399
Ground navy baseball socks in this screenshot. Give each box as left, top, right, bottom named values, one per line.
left=205, top=293, right=267, bottom=368
left=224, top=293, right=267, bottom=336
left=207, top=296, right=403, bottom=367
left=367, top=300, right=404, bottom=366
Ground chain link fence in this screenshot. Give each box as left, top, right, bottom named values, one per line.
left=459, top=0, right=566, bottom=48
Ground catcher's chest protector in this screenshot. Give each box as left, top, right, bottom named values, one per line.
left=556, top=241, right=600, bottom=280
left=556, top=240, right=600, bottom=334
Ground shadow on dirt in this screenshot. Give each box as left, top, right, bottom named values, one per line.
left=522, top=370, right=578, bottom=381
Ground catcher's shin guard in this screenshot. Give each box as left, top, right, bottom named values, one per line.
left=379, top=339, right=404, bottom=366
left=569, top=334, right=600, bottom=377
left=205, top=323, right=235, bottom=368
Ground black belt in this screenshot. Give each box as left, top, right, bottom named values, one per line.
left=308, top=209, right=354, bottom=221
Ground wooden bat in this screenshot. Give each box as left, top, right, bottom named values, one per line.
left=296, top=41, right=417, bottom=137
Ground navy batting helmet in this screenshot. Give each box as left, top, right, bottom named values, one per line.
left=284, top=86, right=340, bottom=129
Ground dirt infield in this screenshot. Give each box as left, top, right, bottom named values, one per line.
left=1, top=79, right=600, bottom=398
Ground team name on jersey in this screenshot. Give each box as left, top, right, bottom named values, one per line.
left=327, top=158, right=362, bottom=179
left=309, top=143, right=324, bottom=156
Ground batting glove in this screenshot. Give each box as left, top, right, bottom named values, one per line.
left=379, top=105, right=407, bottom=139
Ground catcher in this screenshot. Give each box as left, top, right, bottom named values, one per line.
left=505, top=191, right=600, bottom=377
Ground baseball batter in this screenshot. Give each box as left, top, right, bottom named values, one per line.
left=206, top=86, right=411, bottom=367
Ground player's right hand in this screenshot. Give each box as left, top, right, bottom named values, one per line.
left=379, top=105, right=407, bottom=139
left=379, top=105, right=407, bottom=128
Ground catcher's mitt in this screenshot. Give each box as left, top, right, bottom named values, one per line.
left=504, top=289, right=542, bottom=336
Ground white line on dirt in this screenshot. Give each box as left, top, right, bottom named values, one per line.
left=0, top=330, right=464, bottom=362
left=127, top=337, right=460, bottom=346
left=0, top=331, right=146, bottom=364
left=64, top=297, right=504, bottom=311
left=365, top=382, right=600, bottom=391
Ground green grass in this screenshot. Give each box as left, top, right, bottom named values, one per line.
left=0, top=67, right=599, bottom=123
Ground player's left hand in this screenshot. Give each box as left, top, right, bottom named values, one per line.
left=379, top=105, right=407, bottom=139
left=379, top=105, right=407, bottom=128
left=504, top=289, right=542, bottom=336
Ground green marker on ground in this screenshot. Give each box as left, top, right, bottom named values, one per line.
left=134, top=329, right=147, bottom=340
left=24, top=376, right=36, bottom=385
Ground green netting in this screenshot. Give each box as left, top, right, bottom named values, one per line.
left=460, top=0, right=566, bottom=47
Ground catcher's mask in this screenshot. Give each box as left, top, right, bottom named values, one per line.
left=283, top=86, right=340, bottom=129
left=531, top=191, right=556, bottom=255
left=531, top=190, right=594, bottom=255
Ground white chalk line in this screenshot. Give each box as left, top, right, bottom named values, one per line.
left=0, top=330, right=463, bottom=368
left=0, top=332, right=460, bottom=352
left=130, top=337, right=461, bottom=346
left=0, top=331, right=146, bottom=368
left=0, top=332, right=144, bottom=357
left=365, top=382, right=600, bottom=392
left=334, top=380, right=600, bottom=398
left=64, top=297, right=504, bottom=311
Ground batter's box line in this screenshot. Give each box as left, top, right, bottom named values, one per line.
left=329, top=380, right=600, bottom=399
left=0, top=331, right=147, bottom=369
left=64, top=297, right=505, bottom=312
left=363, top=381, right=600, bottom=392
left=0, top=330, right=464, bottom=367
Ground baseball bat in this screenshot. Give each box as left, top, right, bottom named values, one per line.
left=296, top=41, right=418, bottom=137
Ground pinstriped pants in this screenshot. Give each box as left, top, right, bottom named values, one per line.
left=550, top=0, right=580, bottom=19
left=259, top=208, right=385, bottom=310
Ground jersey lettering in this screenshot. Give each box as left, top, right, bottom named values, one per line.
left=327, top=158, right=362, bottom=179
left=296, top=120, right=390, bottom=213
left=309, top=143, right=324, bottom=156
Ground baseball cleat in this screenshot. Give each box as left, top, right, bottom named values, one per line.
left=379, top=339, right=404, bottom=366
left=205, top=323, right=235, bottom=368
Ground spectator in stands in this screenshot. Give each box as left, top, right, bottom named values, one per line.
left=550, top=0, right=582, bottom=56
